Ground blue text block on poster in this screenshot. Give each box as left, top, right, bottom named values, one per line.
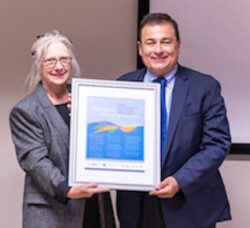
left=86, top=96, right=145, bottom=161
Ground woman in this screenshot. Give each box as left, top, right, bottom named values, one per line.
left=9, top=31, right=115, bottom=228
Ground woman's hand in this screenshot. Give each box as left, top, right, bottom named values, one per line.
left=66, top=183, right=110, bottom=199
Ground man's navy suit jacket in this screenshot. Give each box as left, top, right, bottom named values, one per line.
left=117, top=65, right=231, bottom=228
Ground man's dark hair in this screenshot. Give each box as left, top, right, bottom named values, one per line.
left=138, top=13, right=180, bottom=42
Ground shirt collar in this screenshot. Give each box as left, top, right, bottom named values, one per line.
left=146, top=65, right=178, bottom=83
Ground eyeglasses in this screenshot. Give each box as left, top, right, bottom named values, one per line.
left=43, top=57, right=72, bottom=68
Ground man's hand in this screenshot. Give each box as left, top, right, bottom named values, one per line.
left=149, top=176, right=180, bottom=198
left=67, top=183, right=110, bottom=199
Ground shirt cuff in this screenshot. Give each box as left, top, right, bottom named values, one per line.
left=55, top=180, right=71, bottom=204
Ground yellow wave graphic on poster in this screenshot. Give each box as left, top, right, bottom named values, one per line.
left=94, top=124, right=137, bottom=133
left=95, top=125, right=118, bottom=133
left=120, top=124, right=137, bottom=133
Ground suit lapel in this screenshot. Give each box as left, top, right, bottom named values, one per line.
left=35, top=84, right=70, bottom=149
left=135, top=69, right=146, bottom=81
left=162, top=66, right=190, bottom=164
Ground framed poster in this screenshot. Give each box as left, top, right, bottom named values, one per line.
left=69, top=78, right=160, bottom=191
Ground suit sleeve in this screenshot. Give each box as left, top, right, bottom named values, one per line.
left=173, top=79, right=231, bottom=198
left=9, top=106, right=67, bottom=201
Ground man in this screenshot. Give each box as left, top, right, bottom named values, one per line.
left=116, top=13, right=231, bottom=228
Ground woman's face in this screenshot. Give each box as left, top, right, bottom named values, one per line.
left=41, top=41, right=72, bottom=90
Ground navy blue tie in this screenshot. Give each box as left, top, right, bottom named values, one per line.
left=154, top=77, right=167, bottom=161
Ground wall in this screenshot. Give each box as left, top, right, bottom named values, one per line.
left=0, top=1, right=137, bottom=227
left=219, top=156, right=250, bottom=228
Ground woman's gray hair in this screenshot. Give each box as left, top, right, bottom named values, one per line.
left=25, top=30, right=80, bottom=91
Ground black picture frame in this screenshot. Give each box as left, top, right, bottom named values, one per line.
left=137, top=0, right=250, bottom=154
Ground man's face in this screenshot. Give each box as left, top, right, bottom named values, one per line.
left=138, top=22, right=180, bottom=76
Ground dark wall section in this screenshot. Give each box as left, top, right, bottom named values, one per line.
left=137, top=0, right=149, bottom=69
